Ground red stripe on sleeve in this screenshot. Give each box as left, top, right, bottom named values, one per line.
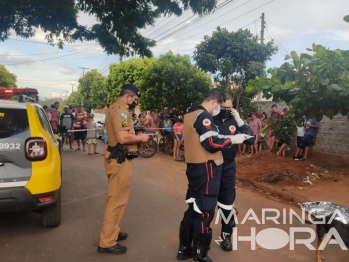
left=208, top=136, right=231, bottom=149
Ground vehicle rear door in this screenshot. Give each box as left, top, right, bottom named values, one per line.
left=0, top=106, right=31, bottom=188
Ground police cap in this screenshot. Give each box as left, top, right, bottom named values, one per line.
left=121, top=84, right=141, bottom=97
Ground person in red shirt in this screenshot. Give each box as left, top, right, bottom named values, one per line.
left=50, top=104, right=58, bottom=133
left=73, top=104, right=87, bottom=151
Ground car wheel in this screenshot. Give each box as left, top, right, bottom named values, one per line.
left=41, top=190, right=61, bottom=227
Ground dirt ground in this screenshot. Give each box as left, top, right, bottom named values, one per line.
left=235, top=150, right=348, bottom=190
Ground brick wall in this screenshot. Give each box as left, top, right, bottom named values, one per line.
left=314, top=115, right=349, bottom=156
left=255, top=101, right=349, bottom=156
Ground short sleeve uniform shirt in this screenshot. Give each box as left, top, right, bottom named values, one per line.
left=105, top=98, right=137, bottom=152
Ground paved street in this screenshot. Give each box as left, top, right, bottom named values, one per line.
left=0, top=140, right=347, bottom=262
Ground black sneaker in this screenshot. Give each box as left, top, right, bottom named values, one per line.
left=118, top=232, right=128, bottom=241
left=97, top=244, right=127, bottom=254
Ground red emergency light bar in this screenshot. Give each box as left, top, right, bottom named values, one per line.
left=0, top=88, right=38, bottom=95
left=0, top=88, right=39, bottom=102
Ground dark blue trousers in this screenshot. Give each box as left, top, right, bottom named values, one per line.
left=218, top=161, right=236, bottom=209
left=217, top=161, right=237, bottom=235
left=180, top=160, right=222, bottom=233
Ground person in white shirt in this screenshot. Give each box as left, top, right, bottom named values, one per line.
left=293, top=118, right=305, bottom=159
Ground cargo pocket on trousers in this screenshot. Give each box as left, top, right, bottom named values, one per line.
left=104, top=152, right=121, bottom=176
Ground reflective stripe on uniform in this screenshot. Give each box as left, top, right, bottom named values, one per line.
left=199, top=131, right=219, bottom=142
left=0, top=181, right=28, bottom=188
left=185, top=197, right=202, bottom=214
left=217, top=201, right=235, bottom=210
left=200, top=131, right=231, bottom=149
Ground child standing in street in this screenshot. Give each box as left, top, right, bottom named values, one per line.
left=86, top=115, right=99, bottom=155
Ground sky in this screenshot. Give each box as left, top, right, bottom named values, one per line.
left=1, top=0, right=349, bottom=99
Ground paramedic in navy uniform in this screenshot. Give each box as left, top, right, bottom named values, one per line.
left=213, top=93, right=255, bottom=251
left=176, top=89, right=249, bottom=262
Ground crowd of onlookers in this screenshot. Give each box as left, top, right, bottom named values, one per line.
left=43, top=102, right=102, bottom=155
left=42, top=101, right=320, bottom=161
left=42, top=102, right=185, bottom=159
left=239, top=104, right=320, bottom=161
left=131, top=107, right=184, bottom=160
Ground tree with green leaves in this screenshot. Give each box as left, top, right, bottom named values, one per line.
left=65, top=90, right=81, bottom=107
left=0, top=0, right=217, bottom=57
left=0, top=65, right=17, bottom=87
left=139, top=51, right=212, bottom=114
left=247, top=44, right=349, bottom=122
left=193, top=27, right=278, bottom=110
left=344, top=15, right=349, bottom=22
left=38, top=97, right=65, bottom=112
left=75, top=69, right=107, bottom=109
left=105, top=57, right=156, bottom=105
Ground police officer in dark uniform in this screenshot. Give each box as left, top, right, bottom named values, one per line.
left=213, top=94, right=255, bottom=251
left=98, top=84, right=150, bottom=255
left=177, top=89, right=250, bottom=262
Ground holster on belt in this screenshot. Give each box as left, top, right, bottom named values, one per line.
left=107, top=143, right=138, bottom=163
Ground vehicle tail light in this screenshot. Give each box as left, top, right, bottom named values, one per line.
left=38, top=196, right=53, bottom=203
left=25, top=137, right=47, bottom=161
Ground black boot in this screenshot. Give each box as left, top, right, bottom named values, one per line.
left=177, top=225, right=194, bottom=260
left=192, top=230, right=213, bottom=262
left=221, top=217, right=236, bottom=251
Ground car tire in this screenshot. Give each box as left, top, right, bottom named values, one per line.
left=41, top=190, right=61, bottom=227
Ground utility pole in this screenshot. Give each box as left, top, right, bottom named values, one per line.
left=64, top=91, right=69, bottom=99
left=257, top=13, right=266, bottom=102
left=69, top=84, right=75, bottom=93
left=260, top=13, right=265, bottom=44
left=78, top=67, right=89, bottom=76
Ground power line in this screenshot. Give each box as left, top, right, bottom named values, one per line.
left=18, top=78, right=76, bottom=82
left=254, top=19, right=259, bottom=38
left=7, top=37, right=99, bottom=47
left=157, top=0, right=275, bottom=47
left=152, top=19, right=259, bottom=55
left=0, top=48, right=94, bottom=57
left=99, top=55, right=119, bottom=75
left=145, top=12, right=194, bottom=38
left=6, top=54, right=109, bottom=71
left=146, top=0, right=231, bottom=41
left=154, top=0, right=240, bottom=41
left=143, top=15, right=171, bottom=36
left=265, top=24, right=288, bottom=54
left=2, top=47, right=98, bottom=66
left=152, top=14, right=197, bottom=40
left=18, top=81, right=75, bottom=86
